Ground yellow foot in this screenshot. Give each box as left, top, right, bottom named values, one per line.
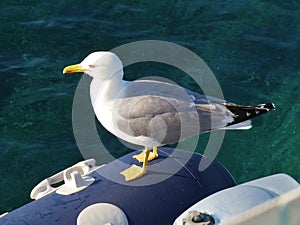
left=120, top=165, right=147, bottom=182
left=133, top=151, right=158, bottom=163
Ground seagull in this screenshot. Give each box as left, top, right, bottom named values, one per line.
left=63, top=51, right=275, bottom=181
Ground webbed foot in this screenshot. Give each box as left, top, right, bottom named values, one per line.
left=133, top=146, right=158, bottom=163
left=121, top=148, right=151, bottom=182
left=120, top=165, right=147, bottom=182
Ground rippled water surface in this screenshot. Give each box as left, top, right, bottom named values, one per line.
left=0, top=0, right=299, bottom=213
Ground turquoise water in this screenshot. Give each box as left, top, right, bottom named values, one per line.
left=0, top=0, right=299, bottom=213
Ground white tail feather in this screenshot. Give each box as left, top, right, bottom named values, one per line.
left=219, top=120, right=252, bottom=130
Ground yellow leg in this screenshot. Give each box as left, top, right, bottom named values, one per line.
left=133, top=146, right=159, bottom=163
left=142, top=148, right=150, bottom=168
left=153, top=146, right=158, bottom=158
left=120, top=148, right=150, bottom=182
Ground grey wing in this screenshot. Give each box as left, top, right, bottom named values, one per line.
left=114, top=80, right=233, bottom=145
left=185, top=88, right=234, bottom=129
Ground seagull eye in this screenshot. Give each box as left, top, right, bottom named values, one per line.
left=88, top=65, right=95, bottom=68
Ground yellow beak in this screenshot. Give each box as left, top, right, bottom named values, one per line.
left=63, top=64, right=85, bottom=74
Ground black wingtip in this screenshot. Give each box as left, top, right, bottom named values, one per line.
left=260, top=102, right=276, bottom=111
left=224, top=102, right=276, bottom=127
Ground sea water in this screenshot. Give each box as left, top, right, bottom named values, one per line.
left=0, top=0, right=299, bottom=213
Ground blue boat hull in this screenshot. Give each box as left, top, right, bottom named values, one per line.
left=1, top=148, right=235, bottom=225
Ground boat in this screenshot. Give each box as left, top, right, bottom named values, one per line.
left=174, top=173, right=299, bottom=225
left=0, top=148, right=235, bottom=224
left=0, top=147, right=299, bottom=225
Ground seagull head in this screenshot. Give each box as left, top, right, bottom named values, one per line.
left=63, top=51, right=123, bottom=80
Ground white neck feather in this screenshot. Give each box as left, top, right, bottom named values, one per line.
left=90, top=71, right=124, bottom=107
